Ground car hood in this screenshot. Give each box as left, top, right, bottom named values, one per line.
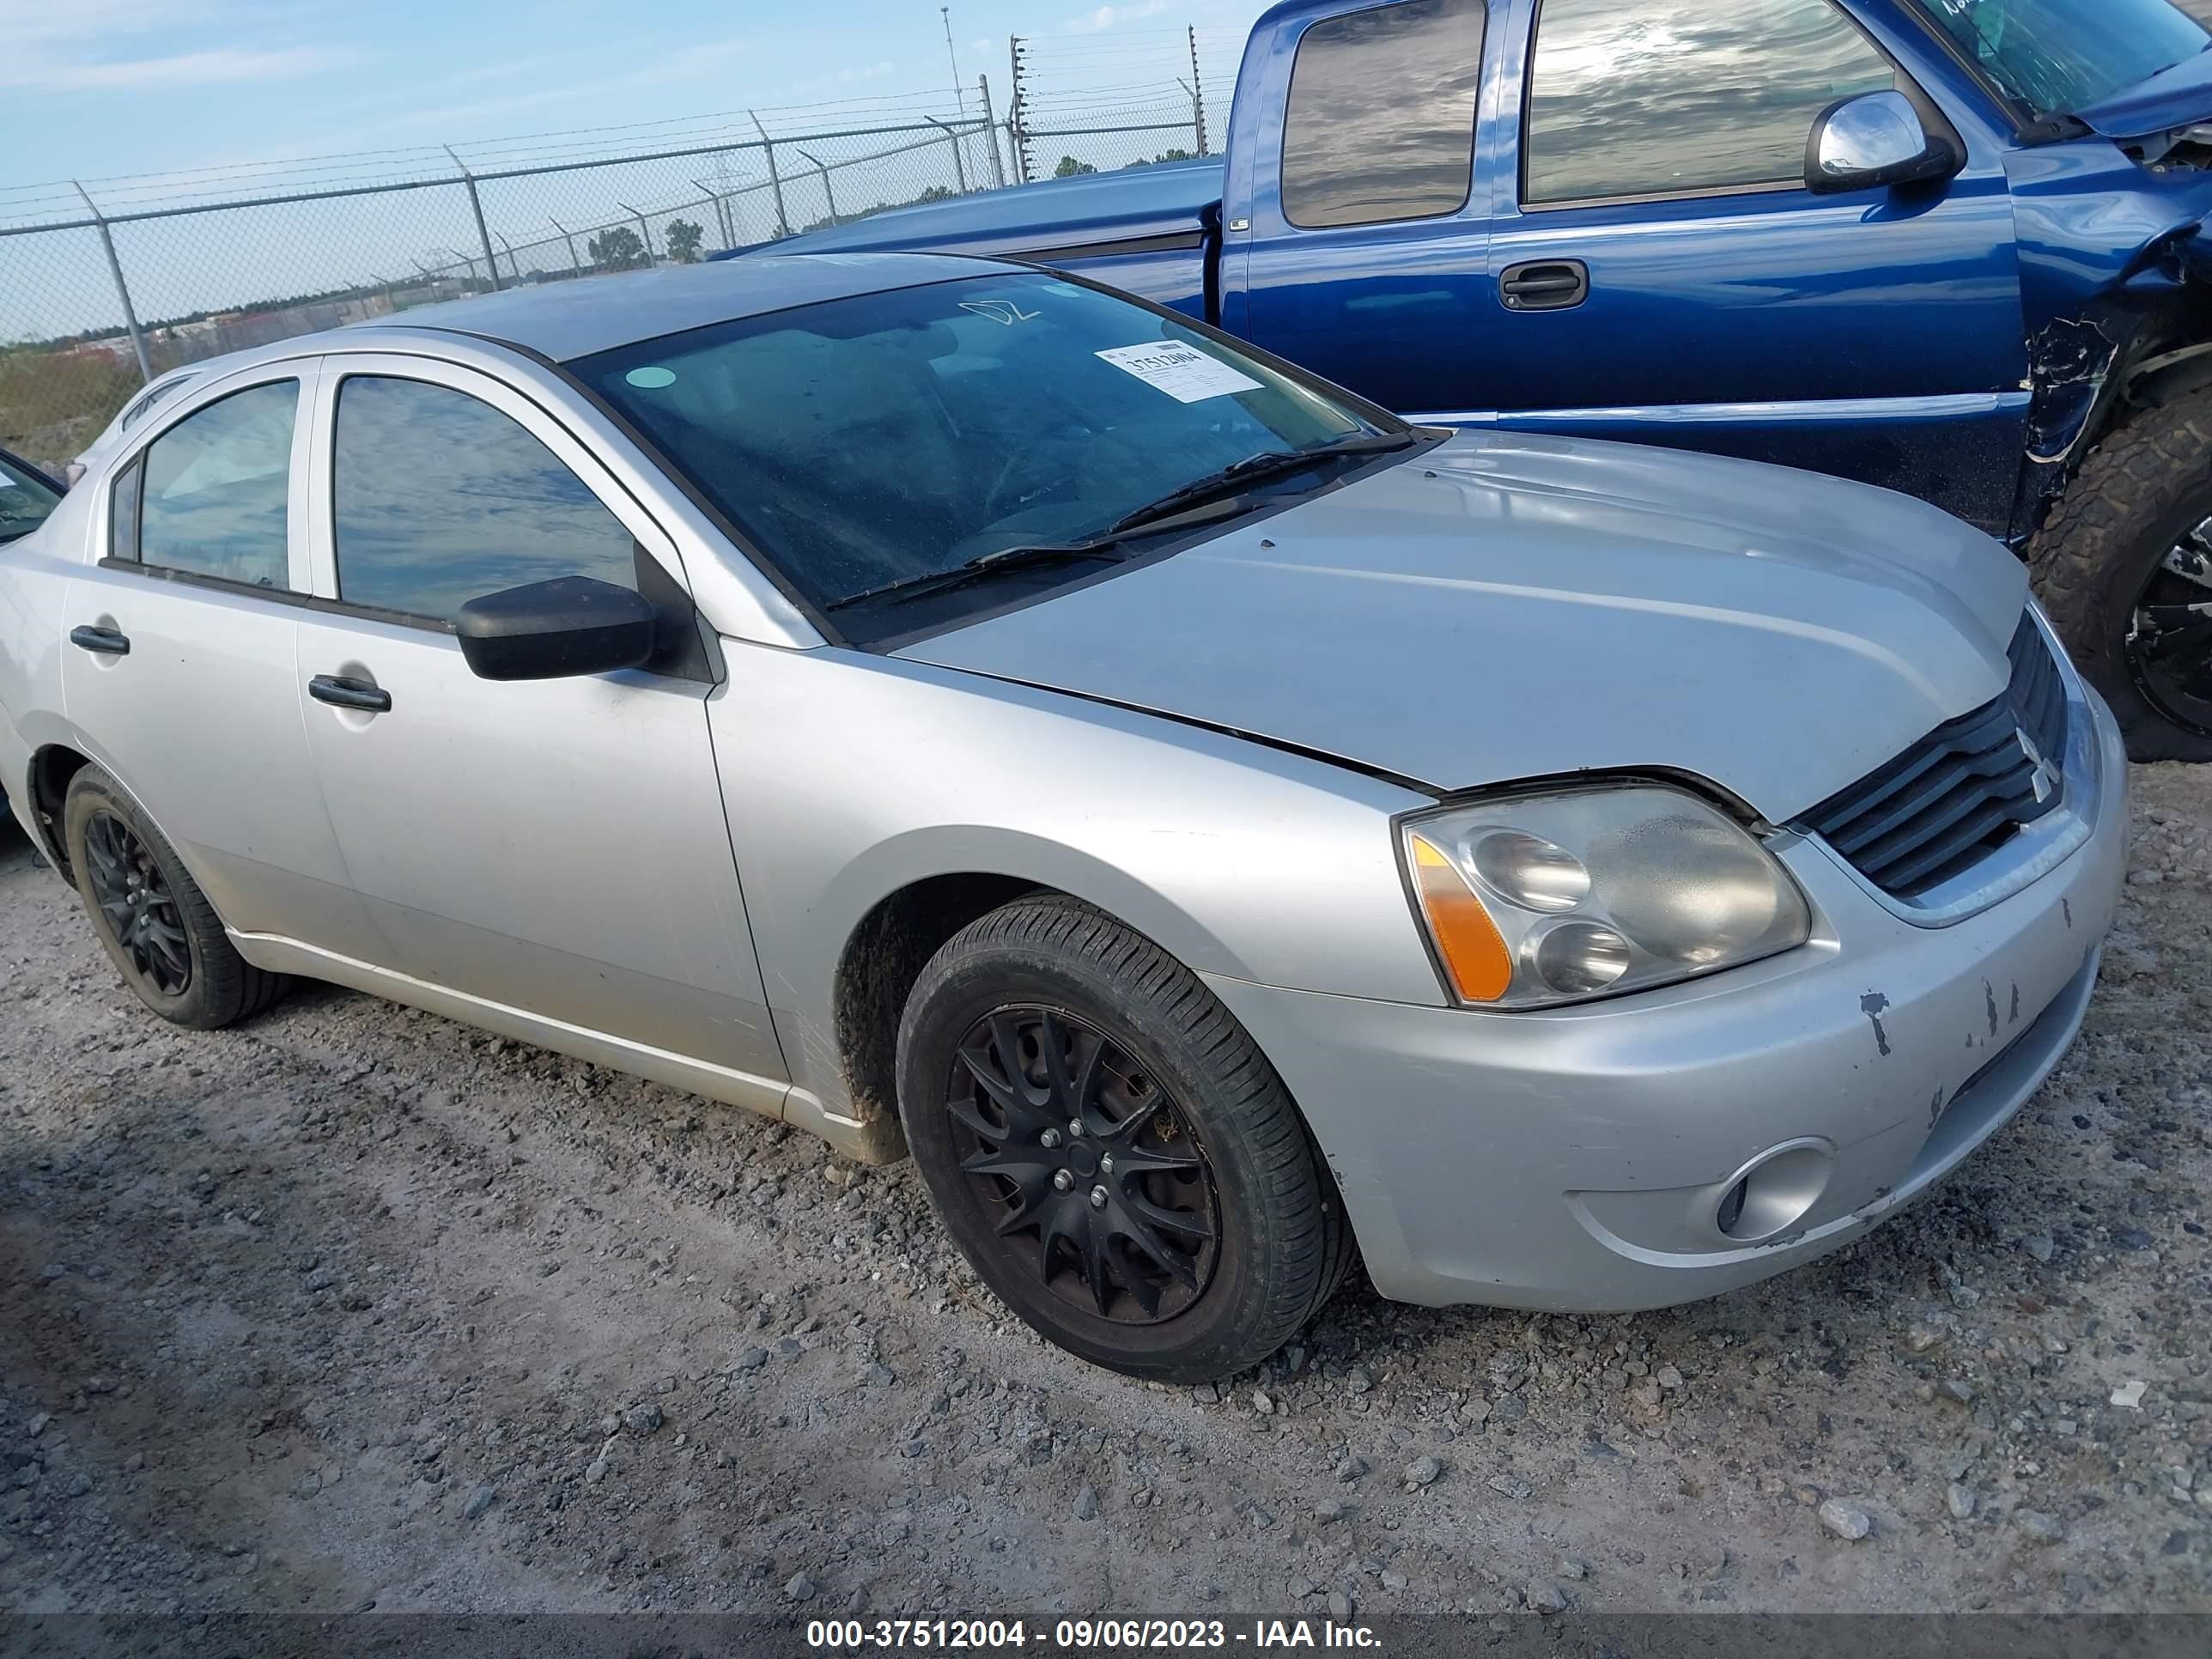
left=898, top=431, right=2030, bottom=821
left=2074, top=52, right=2212, bottom=141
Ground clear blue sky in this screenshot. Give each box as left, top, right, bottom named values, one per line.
left=0, top=0, right=1270, bottom=189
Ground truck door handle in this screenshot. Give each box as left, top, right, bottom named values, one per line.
left=1500, top=259, right=1590, bottom=312
left=308, top=674, right=391, bottom=714
left=69, top=625, right=131, bottom=656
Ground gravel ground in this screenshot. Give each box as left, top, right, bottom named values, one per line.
left=0, top=765, right=2208, bottom=1620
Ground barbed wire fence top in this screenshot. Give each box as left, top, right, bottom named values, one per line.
left=0, top=27, right=1228, bottom=469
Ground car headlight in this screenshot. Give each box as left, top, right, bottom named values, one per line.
left=1401, top=785, right=1811, bottom=1009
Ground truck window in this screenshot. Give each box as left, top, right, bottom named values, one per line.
left=1280, top=0, right=1485, bottom=229
left=1523, top=0, right=1898, bottom=206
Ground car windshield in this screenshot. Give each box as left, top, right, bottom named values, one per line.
left=0, top=454, right=63, bottom=543
left=1906, top=0, right=2209, bottom=117
left=574, top=273, right=1387, bottom=628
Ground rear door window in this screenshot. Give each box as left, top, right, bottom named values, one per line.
left=1523, top=0, right=1898, bottom=205
left=136, top=381, right=298, bottom=588
left=1280, top=0, right=1486, bottom=228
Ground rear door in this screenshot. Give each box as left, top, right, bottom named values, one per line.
left=59, top=366, right=377, bottom=954
left=1229, top=0, right=1498, bottom=415
left=288, top=353, right=787, bottom=1092
left=1468, top=0, right=2029, bottom=533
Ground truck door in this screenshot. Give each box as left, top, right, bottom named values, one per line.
left=1228, top=0, right=1497, bottom=416
left=1468, top=0, right=2029, bottom=536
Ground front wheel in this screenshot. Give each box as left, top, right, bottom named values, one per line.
left=2031, top=391, right=2212, bottom=762
left=896, top=895, right=1351, bottom=1382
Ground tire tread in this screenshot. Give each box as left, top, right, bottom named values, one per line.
left=2029, top=391, right=2212, bottom=761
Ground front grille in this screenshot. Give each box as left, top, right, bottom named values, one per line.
left=1799, top=614, right=2070, bottom=900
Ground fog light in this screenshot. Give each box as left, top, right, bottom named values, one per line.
left=1712, top=1139, right=1833, bottom=1242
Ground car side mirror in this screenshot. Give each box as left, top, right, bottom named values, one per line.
left=456, top=574, right=659, bottom=682
left=1806, top=90, right=1960, bottom=196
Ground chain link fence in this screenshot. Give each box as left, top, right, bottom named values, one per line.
left=1, top=29, right=1221, bottom=472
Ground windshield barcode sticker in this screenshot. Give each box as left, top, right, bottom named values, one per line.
left=1096, top=342, right=1263, bottom=404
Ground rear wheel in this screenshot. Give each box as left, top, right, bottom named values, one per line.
left=2031, top=390, right=2212, bottom=762
left=896, top=894, right=1346, bottom=1382
left=63, top=766, right=288, bottom=1029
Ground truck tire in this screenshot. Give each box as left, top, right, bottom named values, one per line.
left=2030, top=391, right=2212, bottom=762
left=896, top=893, right=1349, bottom=1382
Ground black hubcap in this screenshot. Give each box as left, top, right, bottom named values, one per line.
left=946, top=1007, right=1219, bottom=1326
left=84, top=812, right=191, bottom=997
left=2130, top=521, right=2212, bottom=737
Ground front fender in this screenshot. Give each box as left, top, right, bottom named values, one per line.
left=707, top=642, right=1443, bottom=1122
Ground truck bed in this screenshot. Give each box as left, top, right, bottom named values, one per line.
left=729, top=157, right=1223, bottom=319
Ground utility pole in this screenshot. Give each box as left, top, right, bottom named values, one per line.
left=977, top=76, right=1007, bottom=190
left=445, top=145, right=505, bottom=290
left=1188, top=26, right=1208, bottom=155
left=796, top=149, right=838, bottom=226
left=942, top=7, right=963, bottom=112
left=749, top=112, right=792, bottom=239
left=1007, top=37, right=1032, bottom=185
left=72, top=180, right=151, bottom=383
left=551, top=219, right=580, bottom=276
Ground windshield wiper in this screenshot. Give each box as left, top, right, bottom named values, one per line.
left=824, top=541, right=1131, bottom=612
left=1105, top=430, right=1419, bottom=535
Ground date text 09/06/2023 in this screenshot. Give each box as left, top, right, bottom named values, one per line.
left=805, top=1618, right=1387, bottom=1650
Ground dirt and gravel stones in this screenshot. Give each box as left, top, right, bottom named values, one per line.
left=2016, top=1510, right=2067, bottom=1545
left=1819, top=1499, right=1874, bottom=1541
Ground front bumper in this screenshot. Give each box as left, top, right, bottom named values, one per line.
left=1206, top=686, right=2130, bottom=1311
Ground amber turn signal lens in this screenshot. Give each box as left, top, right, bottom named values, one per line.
left=1408, top=834, right=1513, bottom=1002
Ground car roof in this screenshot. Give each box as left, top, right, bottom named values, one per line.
left=345, top=251, right=1009, bottom=363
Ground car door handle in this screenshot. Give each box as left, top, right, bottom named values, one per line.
left=69, top=624, right=131, bottom=657
left=308, top=674, right=392, bottom=714
left=1500, top=259, right=1590, bottom=312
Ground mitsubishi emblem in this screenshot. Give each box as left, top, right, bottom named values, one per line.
left=2015, top=727, right=2059, bottom=805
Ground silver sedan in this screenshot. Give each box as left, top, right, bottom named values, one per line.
left=0, top=255, right=2127, bottom=1380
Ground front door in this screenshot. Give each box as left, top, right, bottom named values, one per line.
left=1470, top=0, right=2030, bottom=533
left=289, top=354, right=786, bottom=1089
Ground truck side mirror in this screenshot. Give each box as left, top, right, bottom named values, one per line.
left=1806, top=90, right=1961, bottom=196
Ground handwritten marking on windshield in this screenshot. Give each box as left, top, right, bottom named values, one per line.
left=960, top=300, right=1040, bottom=326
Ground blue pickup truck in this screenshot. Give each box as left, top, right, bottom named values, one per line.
left=745, top=0, right=2212, bottom=760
